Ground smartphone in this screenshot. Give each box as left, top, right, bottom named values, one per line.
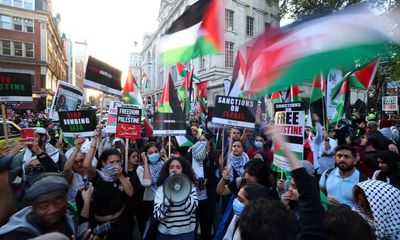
left=21, top=128, right=34, bottom=147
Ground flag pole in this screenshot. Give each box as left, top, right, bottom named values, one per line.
left=1, top=104, right=9, bottom=147
left=168, top=135, right=171, bottom=158
left=125, top=138, right=129, bottom=172
left=225, top=129, right=234, bottom=170
left=96, top=94, right=104, bottom=149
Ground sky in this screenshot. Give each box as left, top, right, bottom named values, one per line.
left=52, top=0, right=161, bottom=79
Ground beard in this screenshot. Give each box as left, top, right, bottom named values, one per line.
left=338, top=162, right=354, bottom=172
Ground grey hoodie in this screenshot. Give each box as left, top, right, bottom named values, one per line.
left=0, top=206, right=76, bottom=238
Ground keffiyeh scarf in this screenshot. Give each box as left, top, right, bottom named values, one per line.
left=229, top=152, right=249, bottom=181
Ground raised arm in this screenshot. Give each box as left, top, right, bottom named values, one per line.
left=63, top=138, right=85, bottom=183
left=83, top=125, right=102, bottom=169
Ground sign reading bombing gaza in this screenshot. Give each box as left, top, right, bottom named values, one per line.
left=116, top=105, right=142, bottom=139
left=212, top=95, right=257, bottom=129
left=84, top=56, right=122, bottom=96
left=273, top=102, right=305, bottom=171
left=0, top=72, right=33, bottom=102
left=58, top=110, right=97, bottom=137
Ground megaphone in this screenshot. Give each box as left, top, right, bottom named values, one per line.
left=163, top=173, right=192, bottom=204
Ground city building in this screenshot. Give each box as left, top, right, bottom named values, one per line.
left=140, top=0, right=279, bottom=108
left=129, top=40, right=142, bottom=81
left=0, top=0, right=67, bottom=112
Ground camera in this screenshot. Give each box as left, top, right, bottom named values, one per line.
left=197, top=177, right=205, bottom=190
left=92, top=221, right=112, bottom=237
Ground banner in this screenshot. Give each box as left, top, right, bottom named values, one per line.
left=116, top=105, right=142, bottom=139
left=0, top=72, right=33, bottom=102
left=212, top=95, right=257, bottom=129
left=58, top=110, right=97, bottom=137
left=326, top=69, right=342, bottom=120
left=153, top=112, right=186, bottom=135
left=84, top=56, right=122, bottom=96
left=382, top=96, right=398, bottom=113
left=273, top=102, right=305, bottom=171
left=105, top=101, right=123, bottom=133
left=49, top=81, right=84, bottom=121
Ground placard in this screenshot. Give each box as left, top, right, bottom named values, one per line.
left=212, top=95, right=257, bottom=128
left=49, top=81, right=84, bottom=121
left=153, top=112, right=186, bottom=135
left=382, top=96, right=398, bottom=113
left=273, top=102, right=305, bottom=171
left=84, top=56, right=122, bottom=96
left=116, top=105, right=142, bottom=139
left=58, top=110, right=97, bottom=137
left=0, top=72, right=33, bottom=102
left=326, top=69, right=342, bottom=120
left=105, top=101, right=123, bottom=133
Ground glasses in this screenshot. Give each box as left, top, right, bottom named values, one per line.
left=289, top=181, right=297, bottom=189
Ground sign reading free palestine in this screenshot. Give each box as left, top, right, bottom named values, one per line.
left=273, top=102, right=305, bottom=171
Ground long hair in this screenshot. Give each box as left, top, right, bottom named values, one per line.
left=156, top=157, right=196, bottom=186
left=244, top=159, right=272, bottom=188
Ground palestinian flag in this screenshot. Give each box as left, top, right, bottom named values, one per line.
left=242, top=6, right=400, bottom=98
left=271, top=92, right=282, bottom=105
left=122, top=70, right=143, bottom=106
left=158, top=0, right=222, bottom=65
left=331, top=79, right=349, bottom=124
left=228, top=51, right=246, bottom=97
left=197, top=81, right=208, bottom=118
left=158, top=73, right=183, bottom=113
left=141, top=73, right=149, bottom=89
left=290, top=85, right=302, bottom=102
left=331, top=58, right=380, bottom=97
left=176, top=135, right=194, bottom=147
left=310, top=73, right=327, bottom=127
left=176, top=63, right=189, bottom=77
left=184, top=70, right=194, bottom=115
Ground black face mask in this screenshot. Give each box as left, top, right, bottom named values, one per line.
left=25, top=166, right=46, bottom=185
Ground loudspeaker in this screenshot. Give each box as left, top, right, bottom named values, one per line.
left=163, top=173, right=192, bottom=204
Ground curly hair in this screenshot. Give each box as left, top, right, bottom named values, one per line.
left=156, top=157, right=196, bottom=187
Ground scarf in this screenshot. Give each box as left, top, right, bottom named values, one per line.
left=191, top=141, right=208, bottom=163
left=97, top=163, right=120, bottom=182
left=356, top=180, right=400, bottom=239
left=149, top=159, right=164, bottom=193
left=229, top=152, right=249, bottom=181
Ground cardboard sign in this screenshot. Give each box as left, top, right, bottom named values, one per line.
left=116, top=105, right=142, bottom=139
left=105, top=101, right=123, bottom=133
left=382, top=96, right=398, bottom=113
left=0, top=72, right=33, bottom=102
left=84, top=56, right=122, bottom=96
left=58, top=110, right=97, bottom=137
left=153, top=112, right=186, bottom=135
left=273, top=102, right=305, bottom=171
left=212, top=95, right=257, bottom=128
left=20, top=128, right=34, bottom=147
left=49, top=81, right=84, bottom=121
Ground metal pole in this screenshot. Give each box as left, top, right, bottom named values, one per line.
left=1, top=104, right=8, bottom=147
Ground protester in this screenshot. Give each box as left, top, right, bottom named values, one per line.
left=154, top=157, right=198, bottom=240
left=353, top=180, right=400, bottom=239
left=372, top=150, right=400, bottom=189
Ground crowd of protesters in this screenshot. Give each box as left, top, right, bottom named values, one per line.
left=0, top=108, right=400, bottom=240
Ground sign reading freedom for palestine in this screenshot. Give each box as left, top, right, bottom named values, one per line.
left=273, top=102, right=305, bottom=171
left=0, top=72, right=33, bottom=102
left=116, top=105, right=142, bottom=139
left=212, top=95, right=257, bottom=129
left=58, top=110, right=97, bottom=137
left=84, top=56, right=122, bottom=96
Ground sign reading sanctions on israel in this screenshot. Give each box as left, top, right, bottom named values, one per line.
left=273, top=102, right=305, bottom=171
left=212, top=95, right=257, bottom=128
left=58, top=110, right=97, bottom=137
left=116, top=105, right=142, bottom=139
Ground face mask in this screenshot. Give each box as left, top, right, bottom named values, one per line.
left=233, top=198, right=245, bottom=216
left=148, top=153, right=160, bottom=164
left=103, top=163, right=116, bottom=176
left=25, top=166, right=46, bottom=184
left=255, top=141, right=263, bottom=149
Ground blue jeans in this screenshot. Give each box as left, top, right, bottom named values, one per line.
left=156, top=231, right=195, bottom=240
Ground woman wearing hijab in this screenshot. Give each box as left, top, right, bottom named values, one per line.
left=228, top=140, right=250, bottom=181
left=353, top=180, right=400, bottom=239
left=372, top=150, right=400, bottom=189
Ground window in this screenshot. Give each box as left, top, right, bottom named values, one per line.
left=170, top=66, right=177, bottom=82
left=13, top=17, right=22, bottom=31
left=225, top=41, right=234, bottom=68
left=225, top=9, right=234, bottom=31
left=0, top=15, right=11, bottom=30
left=24, top=19, right=33, bottom=32
left=23, top=0, right=33, bottom=9
left=25, top=42, right=33, bottom=57
left=13, top=41, right=22, bottom=56
left=200, top=57, right=205, bottom=69
left=1, top=40, right=11, bottom=55
left=14, top=0, right=22, bottom=8
left=246, top=16, right=254, bottom=36
left=1, top=0, right=12, bottom=5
